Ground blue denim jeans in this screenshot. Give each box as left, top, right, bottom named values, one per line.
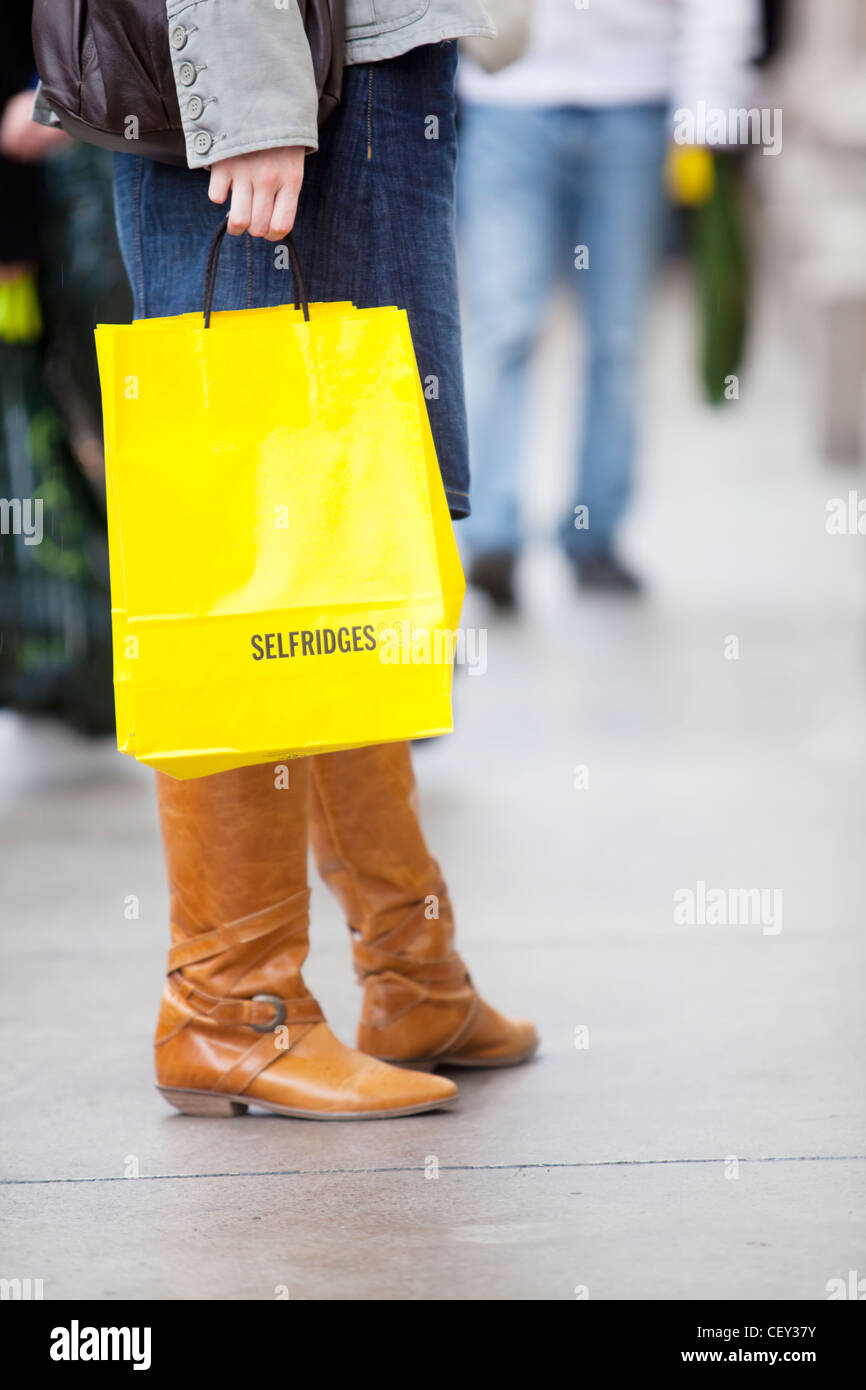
left=112, top=43, right=471, bottom=519
left=457, top=102, right=668, bottom=558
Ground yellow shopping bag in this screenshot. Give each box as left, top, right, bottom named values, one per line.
left=96, top=221, right=464, bottom=779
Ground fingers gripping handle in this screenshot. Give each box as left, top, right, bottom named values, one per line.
left=202, top=217, right=310, bottom=327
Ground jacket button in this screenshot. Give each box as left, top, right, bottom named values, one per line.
left=170, top=25, right=188, bottom=49
left=186, top=95, right=204, bottom=119
left=193, top=130, right=212, bottom=155
left=178, top=61, right=196, bottom=86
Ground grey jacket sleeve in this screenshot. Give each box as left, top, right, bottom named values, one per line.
left=165, top=0, right=319, bottom=170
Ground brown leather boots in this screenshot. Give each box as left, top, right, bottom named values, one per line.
left=154, top=743, right=536, bottom=1120
left=310, top=744, right=537, bottom=1069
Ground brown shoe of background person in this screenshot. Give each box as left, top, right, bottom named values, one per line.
left=310, top=742, right=538, bottom=1070
left=153, top=762, right=457, bottom=1119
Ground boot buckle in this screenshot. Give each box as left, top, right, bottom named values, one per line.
left=250, top=994, right=287, bottom=1033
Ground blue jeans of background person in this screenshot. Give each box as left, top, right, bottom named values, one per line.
left=457, top=102, right=668, bottom=559
left=112, top=43, right=471, bottom=519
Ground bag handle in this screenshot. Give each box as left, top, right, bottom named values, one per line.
left=203, top=216, right=310, bottom=327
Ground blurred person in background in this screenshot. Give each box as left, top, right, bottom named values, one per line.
left=0, top=0, right=119, bottom=733
left=459, top=0, right=762, bottom=606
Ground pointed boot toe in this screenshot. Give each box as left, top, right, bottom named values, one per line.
left=239, top=1021, right=459, bottom=1118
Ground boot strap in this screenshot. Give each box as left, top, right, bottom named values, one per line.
left=362, top=970, right=482, bottom=1059
left=167, top=888, right=311, bottom=972
left=169, top=974, right=323, bottom=1032
left=352, top=940, right=471, bottom=990
left=427, top=991, right=482, bottom=1059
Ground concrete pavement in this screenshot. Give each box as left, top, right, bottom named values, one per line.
left=1, top=270, right=864, bottom=1300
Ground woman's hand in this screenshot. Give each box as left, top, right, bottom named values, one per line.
left=208, top=147, right=305, bottom=241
